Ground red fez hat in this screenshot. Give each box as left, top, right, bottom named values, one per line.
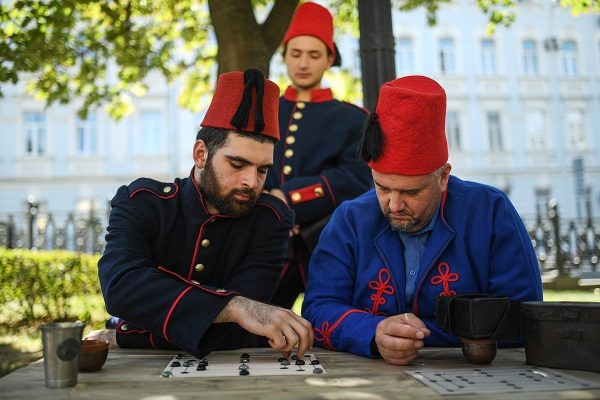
left=283, top=2, right=335, bottom=58
left=201, top=69, right=280, bottom=141
left=368, top=75, right=448, bottom=175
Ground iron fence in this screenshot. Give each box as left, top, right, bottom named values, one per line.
left=0, top=200, right=598, bottom=278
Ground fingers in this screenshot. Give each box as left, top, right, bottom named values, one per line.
left=379, top=316, right=427, bottom=340
left=84, top=329, right=118, bottom=348
left=374, top=316, right=426, bottom=366
left=267, top=309, right=313, bottom=357
left=401, top=313, right=431, bottom=335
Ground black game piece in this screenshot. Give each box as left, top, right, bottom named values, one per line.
left=239, top=369, right=250, bottom=376
left=280, top=359, right=290, bottom=365
left=278, top=357, right=288, bottom=363
left=196, top=365, right=206, bottom=371
left=241, top=353, right=250, bottom=359
left=198, top=360, right=208, bottom=367
left=175, top=354, right=183, bottom=359
left=313, top=367, right=323, bottom=374
left=171, top=361, right=181, bottom=367
left=311, top=360, right=320, bottom=365
left=295, top=359, right=305, bottom=365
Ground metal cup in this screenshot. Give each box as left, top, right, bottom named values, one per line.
left=41, top=321, right=85, bottom=388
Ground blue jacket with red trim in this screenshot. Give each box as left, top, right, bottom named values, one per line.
left=265, top=87, right=372, bottom=225
left=302, top=175, right=543, bottom=358
left=98, top=172, right=293, bottom=358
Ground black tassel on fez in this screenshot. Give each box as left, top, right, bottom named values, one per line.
left=358, top=110, right=384, bottom=162
left=230, top=68, right=266, bottom=134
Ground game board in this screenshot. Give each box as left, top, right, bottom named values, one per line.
left=161, top=352, right=326, bottom=378
left=405, top=367, right=600, bottom=395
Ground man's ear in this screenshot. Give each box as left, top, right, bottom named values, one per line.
left=193, top=140, right=208, bottom=169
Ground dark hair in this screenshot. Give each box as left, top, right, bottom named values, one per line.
left=358, top=111, right=384, bottom=163
left=282, top=42, right=341, bottom=67
left=196, top=127, right=276, bottom=161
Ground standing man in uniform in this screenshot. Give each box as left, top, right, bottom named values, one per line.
left=265, top=2, right=372, bottom=309
left=302, top=75, right=543, bottom=365
left=90, top=69, right=313, bottom=358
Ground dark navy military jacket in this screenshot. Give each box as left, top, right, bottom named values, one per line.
left=265, top=87, right=373, bottom=307
left=98, top=171, right=294, bottom=358
left=265, top=87, right=372, bottom=225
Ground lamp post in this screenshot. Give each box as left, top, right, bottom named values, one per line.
left=26, top=195, right=39, bottom=249
left=358, top=0, right=396, bottom=110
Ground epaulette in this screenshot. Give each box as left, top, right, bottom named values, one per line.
left=128, top=178, right=179, bottom=200
left=256, top=193, right=292, bottom=222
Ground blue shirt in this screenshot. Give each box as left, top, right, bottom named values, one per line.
left=395, top=202, right=440, bottom=309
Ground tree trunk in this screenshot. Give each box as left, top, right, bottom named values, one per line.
left=208, top=0, right=298, bottom=77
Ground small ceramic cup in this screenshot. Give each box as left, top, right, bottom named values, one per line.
left=78, top=339, right=109, bottom=372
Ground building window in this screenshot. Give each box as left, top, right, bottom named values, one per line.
left=396, top=37, right=414, bottom=75
left=481, top=39, right=497, bottom=75
left=535, top=187, right=551, bottom=216
left=439, top=37, right=456, bottom=75
left=522, top=39, right=539, bottom=76
left=140, top=111, right=164, bottom=155
left=24, top=112, right=46, bottom=156
left=561, top=40, right=578, bottom=77
left=526, top=111, right=545, bottom=150
left=76, top=114, right=98, bottom=155
left=446, top=111, right=461, bottom=151
left=566, top=110, right=586, bottom=150
left=487, top=112, right=503, bottom=152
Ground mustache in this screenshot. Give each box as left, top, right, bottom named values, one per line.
left=230, top=187, right=257, bottom=200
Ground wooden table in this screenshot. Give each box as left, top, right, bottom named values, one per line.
left=1, top=347, right=599, bottom=399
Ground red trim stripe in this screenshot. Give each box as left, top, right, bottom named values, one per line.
left=320, top=175, right=337, bottom=207
left=130, top=183, right=179, bottom=200
left=162, top=286, right=193, bottom=342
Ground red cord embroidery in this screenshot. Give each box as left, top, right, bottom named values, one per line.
left=367, top=268, right=395, bottom=315
left=314, top=309, right=367, bottom=351
left=430, top=262, right=459, bottom=296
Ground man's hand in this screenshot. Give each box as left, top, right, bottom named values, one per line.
left=85, top=329, right=118, bottom=348
left=374, top=313, right=431, bottom=365
left=215, top=296, right=313, bottom=358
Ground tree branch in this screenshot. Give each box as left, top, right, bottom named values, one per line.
left=261, top=0, right=299, bottom=55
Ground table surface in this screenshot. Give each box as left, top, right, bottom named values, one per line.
left=1, top=347, right=599, bottom=400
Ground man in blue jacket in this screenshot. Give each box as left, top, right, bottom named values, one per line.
left=265, top=2, right=372, bottom=309
left=89, top=69, right=313, bottom=359
left=302, top=75, right=543, bottom=366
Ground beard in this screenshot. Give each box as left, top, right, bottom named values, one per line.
left=386, top=211, right=422, bottom=233
left=199, top=160, right=258, bottom=217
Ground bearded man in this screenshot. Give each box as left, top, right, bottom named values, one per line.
left=92, top=69, right=313, bottom=359
left=302, top=75, right=542, bottom=365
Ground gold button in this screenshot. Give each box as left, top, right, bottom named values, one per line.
left=296, top=102, right=306, bottom=109
left=286, top=136, right=296, bottom=145
left=120, top=324, right=129, bottom=331
left=289, top=124, right=298, bottom=132
left=314, top=187, right=324, bottom=197
left=216, top=289, right=226, bottom=293
left=293, top=111, right=303, bottom=120
left=201, top=239, right=210, bottom=248
left=283, top=165, right=292, bottom=175
left=291, top=192, right=302, bottom=203
left=163, top=186, right=172, bottom=193
left=284, top=149, right=294, bottom=158
left=194, top=264, right=205, bottom=272
left=191, top=280, right=200, bottom=285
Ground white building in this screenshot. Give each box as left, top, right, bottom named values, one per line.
left=0, top=0, right=599, bottom=249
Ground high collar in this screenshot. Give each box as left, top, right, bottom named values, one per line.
left=283, top=86, right=334, bottom=103
left=184, top=167, right=211, bottom=215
